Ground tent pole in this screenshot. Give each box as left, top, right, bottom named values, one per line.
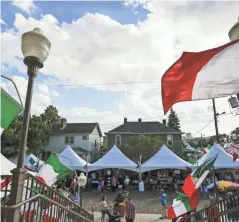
left=212, top=166, right=218, bottom=200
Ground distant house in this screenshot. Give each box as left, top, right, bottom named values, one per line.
left=44, top=118, right=103, bottom=162
left=104, top=117, right=184, bottom=157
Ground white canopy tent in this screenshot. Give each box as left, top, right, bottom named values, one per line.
left=88, top=145, right=138, bottom=172
left=1, top=154, right=36, bottom=198
left=59, top=145, right=89, bottom=171
left=185, top=144, right=195, bottom=151
left=1, top=153, right=17, bottom=175
left=197, top=144, right=239, bottom=169
left=141, top=144, right=193, bottom=173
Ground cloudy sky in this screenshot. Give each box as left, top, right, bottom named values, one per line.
left=1, top=0, right=239, bottom=136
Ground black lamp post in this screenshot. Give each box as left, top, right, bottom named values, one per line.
left=7, top=28, right=51, bottom=222
left=78, top=172, right=87, bottom=208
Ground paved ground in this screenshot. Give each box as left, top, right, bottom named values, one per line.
left=93, top=212, right=170, bottom=222
left=82, top=187, right=210, bottom=215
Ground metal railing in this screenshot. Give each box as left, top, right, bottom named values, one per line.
left=186, top=191, right=239, bottom=222
left=1, top=173, right=94, bottom=222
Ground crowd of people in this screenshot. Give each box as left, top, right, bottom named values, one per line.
left=51, top=169, right=239, bottom=222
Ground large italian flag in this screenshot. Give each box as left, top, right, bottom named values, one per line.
left=167, top=191, right=199, bottom=219
left=36, top=153, right=72, bottom=186
left=161, top=40, right=239, bottom=114
left=182, top=155, right=217, bottom=198
left=1, top=88, right=23, bottom=134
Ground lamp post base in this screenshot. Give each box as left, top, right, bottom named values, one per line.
left=7, top=168, right=27, bottom=222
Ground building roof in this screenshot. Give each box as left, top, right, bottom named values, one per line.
left=52, top=123, right=103, bottom=137
left=106, top=121, right=182, bottom=134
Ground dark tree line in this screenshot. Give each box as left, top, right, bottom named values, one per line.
left=1, top=105, right=61, bottom=158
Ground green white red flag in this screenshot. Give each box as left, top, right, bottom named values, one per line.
left=36, top=153, right=71, bottom=186
left=1, top=88, right=22, bottom=134
left=182, top=155, right=217, bottom=198
left=167, top=190, right=199, bottom=219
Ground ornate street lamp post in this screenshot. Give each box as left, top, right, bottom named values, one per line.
left=7, top=28, right=51, bottom=222
left=78, top=172, right=87, bottom=208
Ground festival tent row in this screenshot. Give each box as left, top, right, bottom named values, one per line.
left=88, top=145, right=138, bottom=172
left=58, top=145, right=90, bottom=172
left=196, top=144, right=239, bottom=169
left=140, top=144, right=193, bottom=172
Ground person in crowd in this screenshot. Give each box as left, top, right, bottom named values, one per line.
left=70, top=176, right=77, bottom=193
left=124, top=176, right=130, bottom=191
left=231, top=173, right=235, bottom=182
left=100, top=178, right=105, bottom=193
left=112, top=176, right=117, bottom=192
left=159, top=189, right=167, bottom=219
left=69, top=190, right=80, bottom=205
left=100, top=195, right=108, bottom=222
left=125, top=197, right=136, bottom=222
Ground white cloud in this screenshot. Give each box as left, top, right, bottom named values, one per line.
left=12, top=0, right=36, bottom=15
left=1, top=1, right=239, bottom=136
left=0, top=18, right=6, bottom=25
left=1, top=75, right=59, bottom=115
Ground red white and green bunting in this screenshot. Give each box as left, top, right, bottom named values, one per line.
left=203, top=145, right=212, bottom=154
left=182, top=155, right=217, bottom=198
left=167, top=191, right=199, bottom=219
left=36, top=153, right=72, bottom=186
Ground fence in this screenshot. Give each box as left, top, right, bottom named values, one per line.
left=186, top=191, right=239, bottom=222
left=1, top=173, right=94, bottom=222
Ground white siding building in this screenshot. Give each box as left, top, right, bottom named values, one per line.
left=44, top=118, right=103, bottom=163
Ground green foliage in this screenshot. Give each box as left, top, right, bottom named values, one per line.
left=167, top=108, right=181, bottom=131
left=121, top=135, right=163, bottom=160
left=231, top=127, right=239, bottom=141
left=1, top=105, right=61, bottom=158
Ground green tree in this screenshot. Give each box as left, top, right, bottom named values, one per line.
left=231, top=127, right=239, bottom=141
left=27, top=116, right=48, bottom=156
left=121, top=135, right=163, bottom=161
left=1, top=115, right=22, bottom=158
left=1, top=105, right=61, bottom=158
left=167, top=108, right=181, bottom=131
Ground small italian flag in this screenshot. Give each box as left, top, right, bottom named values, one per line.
left=167, top=191, right=199, bottom=219
left=36, top=153, right=71, bottom=186
left=182, top=155, right=217, bottom=198
left=1, top=88, right=23, bottom=134
left=203, top=145, right=212, bottom=154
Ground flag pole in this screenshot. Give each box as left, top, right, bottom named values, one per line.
left=212, top=166, right=218, bottom=200
left=212, top=98, right=219, bottom=143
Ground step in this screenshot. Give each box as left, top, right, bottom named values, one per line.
left=93, top=212, right=170, bottom=222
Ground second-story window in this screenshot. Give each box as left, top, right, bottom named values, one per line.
left=65, top=136, right=69, bottom=144
left=70, top=136, right=75, bottom=144
left=82, top=135, right=87, bottom=140
left=65, top=136, right=74, bottom=144
left=167, top=135, right=173, bottom=146
left=115, top=135, right=121, bottom=146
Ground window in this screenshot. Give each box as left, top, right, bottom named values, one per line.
left=167, top=135, right=173, bottom=146
left=95, top=140, right=97, bottom=147
left=82, top=135, right=87, bottom=140
left=65, top=136, right=74, bottom=144
left=65, top=136, right=69, bottom=144
left=70, top=136, right=75, bottom=144
left=115, top=135, right=121, bottom=146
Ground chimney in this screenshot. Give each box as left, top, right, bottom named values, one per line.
left=138, top=118, right=142, bottom=122
left=162, top=119, right=166, bottom=125
left=61, top=118, right=67, bottom=128
left=124, top=117, right=127, bottom=123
